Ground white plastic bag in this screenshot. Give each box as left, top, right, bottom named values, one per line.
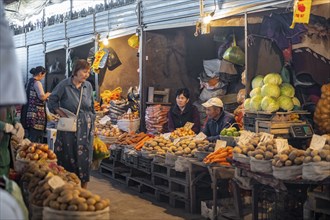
left=302, top=161, right=330, bottom=181
left=174, top=156, right=189, bottom=172
left=203, top=59, right=221, bottom=78
left=272, top=165, right=302, bottom=180
left=250, top=157, right=272, bottom=174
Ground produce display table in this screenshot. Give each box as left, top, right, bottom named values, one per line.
left=231, top=160, right=330, bottom=220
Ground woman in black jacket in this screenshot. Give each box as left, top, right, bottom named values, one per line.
left=168, top=88, right=200, bottom=134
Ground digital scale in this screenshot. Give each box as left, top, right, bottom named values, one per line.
left=290, top=124, right=314, bottom=138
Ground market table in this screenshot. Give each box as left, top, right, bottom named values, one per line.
left=231, top=160, right=330, bottom=220
left=187, top=158, right=235, bottom=219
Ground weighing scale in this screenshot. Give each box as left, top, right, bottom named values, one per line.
left=290, top=124, right=314, bottom=139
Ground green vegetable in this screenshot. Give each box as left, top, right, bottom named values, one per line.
left=261, top=83, right=281, bottom=98
left=263, top=73, right=283, bottom=85
left=278, top=95, right=294, bottom=111
left=261, top=96, right=280, bottom=112
left=249, top=87, right=261, bottom=97
left=280, top=83, right=295, bottom=97
left=250, top=95, right=263, bottom=111
left=252, top=75, right=264, bottom=89
left=244, top=98, right=251, bottom=110
left=220, top=130, right=226, bottom=135
left=292, top=97, right=301, bottom=107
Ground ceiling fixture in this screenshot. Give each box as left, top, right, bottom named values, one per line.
left=195, top=0, right=216, bottom=36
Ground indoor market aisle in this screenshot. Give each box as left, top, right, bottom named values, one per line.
left=88, top=171, right=203, bottom=220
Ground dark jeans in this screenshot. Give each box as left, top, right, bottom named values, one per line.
left=28, top=128, right=44, bottom=143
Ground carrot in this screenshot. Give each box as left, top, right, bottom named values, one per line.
left=214, top=152, right=228, bottom=158
left=219, top=162, right=231, bottom=166
left=212, top=158, right=227, bottom=163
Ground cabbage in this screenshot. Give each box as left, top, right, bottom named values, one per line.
left=292, top=97, right=301, bottom=107
left=263, top=73, right=283, bottom=85
left=250, top=95, right=262, bottom=111
left=278, top=95, right=294, bottom=111
left=280, top=83, right=295, bottom=97
left=261, top=83, right=281, bottom=98
left=261, top=96, right=280, bottom=112
left=249, top=87, right=261, bottom=97
left=244, top=98, right=251, bottom=110
left=252, top=75, right=264, bottom=89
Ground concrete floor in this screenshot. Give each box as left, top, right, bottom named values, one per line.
left=88, top=171, right=204, bottom=220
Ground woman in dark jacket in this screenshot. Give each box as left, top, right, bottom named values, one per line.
left=168, top=88, right=200, bottom=134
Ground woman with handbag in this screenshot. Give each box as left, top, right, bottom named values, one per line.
left=48, top=59, right=95, bottom=189
left=21, top=66, right=50, bottom=143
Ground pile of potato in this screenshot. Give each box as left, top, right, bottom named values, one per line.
left=196, top=140, right=214, bottom=153
left=247, top=140, right=278, bottom=160
left=272, top=147, right=306, bottom=167
left=44, top=183, right=110, bottom=211
left=143, top=136, right=173, bottom=156
left=30, top=173, right=58, bottom=206
left=17, top=143, right=56, bottom=161
left=233, top=134, right=261, bottom=156
left=170, top=127, right=195, bottom=139
left=95, top=120, right=122, bottom=137
left=303, top=145, right=330, bottom=163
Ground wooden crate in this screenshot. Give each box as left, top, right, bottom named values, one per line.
left=255, top=120, right=306, bottom=134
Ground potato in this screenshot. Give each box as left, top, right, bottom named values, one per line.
left=311, top=150, right=319, bottom=157
left=294, top=157, right=303, bottom=165
left=80, top=189, right=92, bottom=199
left=87, top=205, right=96, bottom=211
left=255, top=154, right=264, bottom=160
left=95, top=202, right=104, bottom=211
left=272, top=160, right=277, bottom=166
left=264, top=152, right=274, bottom=160
left=68, top=205, right=78, bottom=211
left=279, top=154, right=289, bottom=162
left=305, top=148, right=312, bottom=156
left=78, top=203, right=88, bottom=211
left=326, top=155, right=330, bottom=162
left=233, top=147, right=242, bottom=154
left=288, top=151, right=297, bottom=161
left=319, top=150, right=330, bottom=160
left=312, top=155, right=321, bottom=162
left=188, top=143, right=196, bottom=149
left=304, top=156, right=312, bottom=163
left=93, top=195, right=101, bottom=202
left=87, top=198, right=97, bottom=205
left=266, top=145, right=274, bottom=151
left=49, top=200, right=60, bottom=210
left=323, top=144, right=330, bottom=150
left=285, top=160, right=292, bottom=166
left=275, top=160, right=283, bottom=167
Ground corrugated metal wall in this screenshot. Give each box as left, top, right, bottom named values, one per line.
left=45, top=40, right=67, bottom=53
left=68, top=35, right=94, bottom=48
left=15, top=47, right=28, bottom=83
left=67, top=15, right=94, bottom=38
left=27, top=44, right=45, bottom=74
left=44, top=23, right=66, bottom=42
left=26, top=30, right=43, bottom=45
left=13, top=34, right=26, bottom=48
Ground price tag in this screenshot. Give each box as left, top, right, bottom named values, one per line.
left=173, top=137, right=181, bottom=145
left=310, top=134, right=326, bottom=151
left=215, top=140, right=227, bottom=151
left=184, top=122, right=194, bottom=130
left=48, top=176, right=65, bottom=190
left=237, top=130, right=254, bottom=145
left=193, top=132, right=207, bottom=141
left=259, top=132, right=274, bottom=143
left=161, top=132, right=171, bottom=140
left=275, top=138, right=289, bottom=153
left=99, top=115, right=111, bottom=125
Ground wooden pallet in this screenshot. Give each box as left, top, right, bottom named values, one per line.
left=255, top=120, right=306, bottom=135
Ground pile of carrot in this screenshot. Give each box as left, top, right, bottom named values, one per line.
left=203, top=146, right=233, bottom=166
left=134, top=136, right=153, bottom=150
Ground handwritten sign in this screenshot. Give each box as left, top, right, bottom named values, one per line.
left=259, top=132, right=274, bottom=143
left=99, top=115, right=111, bottom=125
left=161, top=132, right=171, bottom=140
left=173, top=138, right=181, bottom=145
left=275, top=138, right=289, bottom=153
left=310, top=134, right=326, bottom=151
left=184, top=122, right=194, bottom=130
left=215, top=140, right=227, bottom=151
left=48, top=176, right=65, bottom=190
left=237, top=130, right=255, bottom=146
left=193, top=132, right=207, bottom=141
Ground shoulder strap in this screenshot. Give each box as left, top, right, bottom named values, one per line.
left=76, top=87, right=83, bottom=116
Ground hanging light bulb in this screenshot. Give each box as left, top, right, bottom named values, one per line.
left=202, top=14, right=212, bottom=24
left=102, top=35, right=109, bottom=46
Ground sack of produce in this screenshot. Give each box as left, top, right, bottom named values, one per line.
left=43, top=183, right=110, bottom=220
left=30, top=204, right=43, bottom=220
left=250, top=157, right=272, bottom=174
left=165, top=152, right=178, bottom=166
left=314, top=83, right=330, bottom=134
left=302, top=161, right=330, bottom=181
left=272, top=165, right=302, bottom=180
